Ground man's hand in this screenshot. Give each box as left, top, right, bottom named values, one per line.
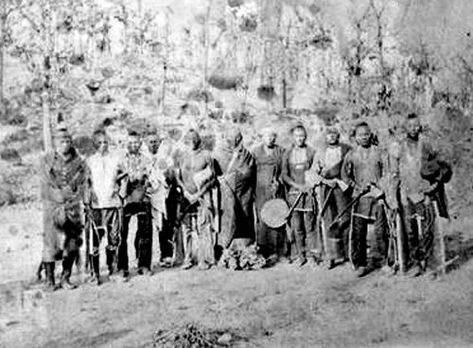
left=270, top=180, right=280, bottom=194
left=323, top=179, right=337, bottom=188
left=297, top=184, right=313, bottom=193
left=184, top=190, right=198, bottom=204
left=423, top=182, right=438, bottom=195
left=63, top=186, right=74, bottom=199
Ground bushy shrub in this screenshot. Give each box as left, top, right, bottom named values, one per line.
left=0, top=148, right=21, bottom=163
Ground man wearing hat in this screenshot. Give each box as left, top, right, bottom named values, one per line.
left=391, top=113, right=452, bottom=277
left=39, top=126, right=87, bottom=290
left=311, top=126, right=351, bottom=269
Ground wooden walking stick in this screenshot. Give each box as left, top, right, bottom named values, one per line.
left=339, top=188, right=370, bottom=269
left=395, top=209, right=406, bottom=274
left=84, top=206, right=91, bottom=273
left=381, top=201, right=397, bottom=271
left=329, top=188, right=370, bottom=230
left=318, top=186, right=335, bottom=261
left=432, top=200, right=458, bottom=276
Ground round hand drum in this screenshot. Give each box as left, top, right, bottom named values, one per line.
left=260, top=198, right=290, bottom=229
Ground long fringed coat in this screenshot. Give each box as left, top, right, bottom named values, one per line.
left=40, top=148, right=87, bottom=262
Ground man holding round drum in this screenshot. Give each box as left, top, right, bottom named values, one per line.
left=251, top=127, right=285, bottom=260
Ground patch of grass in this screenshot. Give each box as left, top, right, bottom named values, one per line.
left=0, top=163, right=38, bottom=205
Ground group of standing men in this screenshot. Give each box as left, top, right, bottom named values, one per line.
left=39, top=112, right=452, bottom=290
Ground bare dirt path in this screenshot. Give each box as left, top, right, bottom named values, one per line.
left=1, top=205, right=473, bottom=348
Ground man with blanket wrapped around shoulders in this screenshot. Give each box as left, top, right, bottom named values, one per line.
left=214, top=128, right=256, bottom=258
left=40, top=126, right=87, bottom=291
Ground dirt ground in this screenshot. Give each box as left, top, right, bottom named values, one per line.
left=1, top=204, right=473, bottom=348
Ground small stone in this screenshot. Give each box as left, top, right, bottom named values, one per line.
left=217, top=333, right=232, bottom=344
left=33, top=291, right=43, bottom=300
left=9, top=225, right=19, bottom=236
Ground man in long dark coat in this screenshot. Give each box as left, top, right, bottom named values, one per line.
left=251, top=128, right=285, bottom=259
left=40, top=127, right=87, bottom=290
left=214, top=129, right=256, bottom=255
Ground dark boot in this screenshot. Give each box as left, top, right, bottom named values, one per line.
left=60, top=254, right=77, bottom=290
left=106, top=248, right=117, bottom=276
left=36, top=261, right=44, bottom=282
left=43, top=262, right=56, bottom=291
left=92, top=255, right=101, bottom=285
left=294, top=231, right=306, bottom=267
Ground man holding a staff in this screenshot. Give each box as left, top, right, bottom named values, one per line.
left=391, top=113, right=453, bottom=277
left=84, top=129, right=124, bottom=285
left=39, top=126, right=87, bottom=290
left=311, top=126, right=351, bottom=270
left=341, top=122, right=388, bottom=277
left=281, top=124, right=319, bottom=267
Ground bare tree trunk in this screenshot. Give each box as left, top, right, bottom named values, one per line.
left=0, top=4, right=6, bottom=113
left=42, top=2, right=53, bottom=152
left=203, top=0, right=213, bottom=116
left=160, top=10, right=170, bottom=116
left=42, top=88, right=52, bottom=151
left=282, top=78, right=287, bottom=108
left=0, top=24, right=4, bottom=115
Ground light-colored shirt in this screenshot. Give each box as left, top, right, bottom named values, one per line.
left=86, top=151, right=122, bottom=208
left=324, top=146, right=342, bottom=170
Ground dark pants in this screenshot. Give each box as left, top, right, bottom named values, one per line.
left=291, top=210, right=318, bottom=259
left=402, top=200, right=436, bottom=268
left=118, top=202, right=152, bottom=271
left=257, top=222, right=286, bottom=258
left=89, top=208, right=121, bottom=272
left=349, top=200, right=387, bottom=268
left=320, top=187, right=349, bottom=261
left=159, top=218, right=174, bottom=259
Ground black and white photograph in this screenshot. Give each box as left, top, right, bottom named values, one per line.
left=0, top=0, right=472, bottom=347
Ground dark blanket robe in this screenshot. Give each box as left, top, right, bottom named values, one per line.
left=214, top=144, right=256, bottom=249
left=252, top=143, right=285, bottom=257
left=419, top=143, right=452, bottom=218
left=40, top=148, right=87, bottom=262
